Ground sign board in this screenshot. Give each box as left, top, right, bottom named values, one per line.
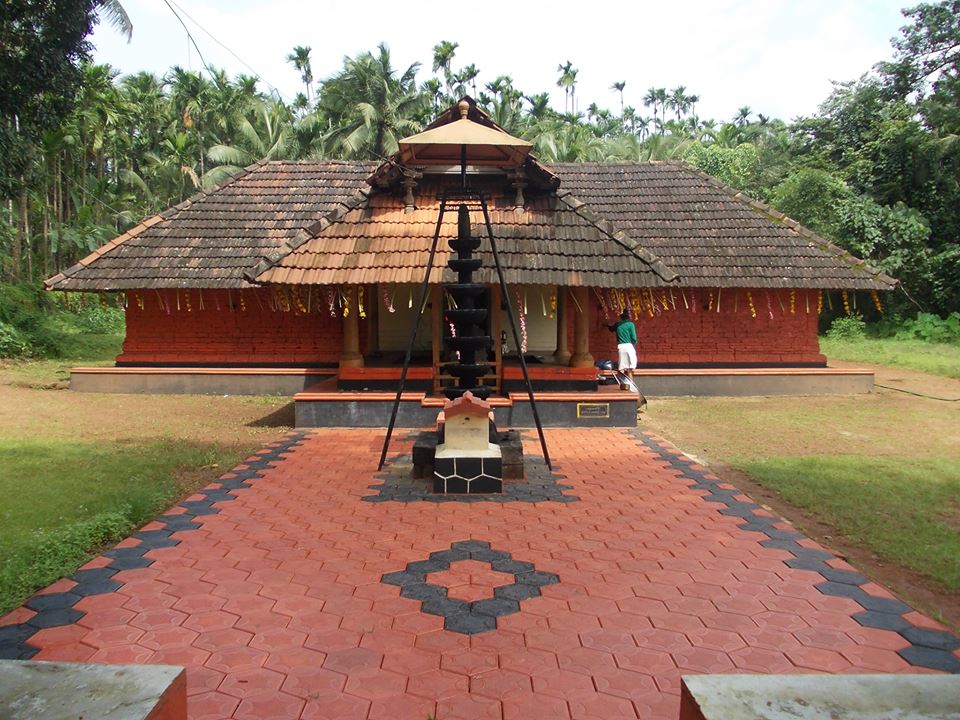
left=576, top=402, right=610, bottom=419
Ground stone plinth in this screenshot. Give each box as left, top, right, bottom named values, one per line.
left=432, top=390, right=503, bottom=493
left=680, top=674, right=960, bottom=720
left=0, top=660, right=186, bottom=720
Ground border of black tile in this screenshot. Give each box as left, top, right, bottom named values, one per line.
left=382, top=540, right=559, bottom=634
left=0, top=431, right=310, bottom=661
left=630, top=429, right=960, bottom=674
left=364, top=453, right=578, bottom=503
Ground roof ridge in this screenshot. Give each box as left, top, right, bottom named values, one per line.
left=45, top=162, right=268, bottom=291
left=244, top=185, right=372, bottom=284
left=671, top=161, right=897, bottom=289
left=554, top=191, right=679, bottom=284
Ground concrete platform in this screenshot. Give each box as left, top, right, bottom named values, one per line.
left=679, top=674, right=960, bottom=720
left=294, top=384, right=640, bottom=428
left=631, top=367, right=874, bottom=396
left=69, top=365, right=874, bottom=398
left=0, top=660, right=186, bottom=720
left=69, top=367, right=335, bottom=396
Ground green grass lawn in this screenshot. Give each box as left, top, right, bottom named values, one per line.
left=0, top=438, right=252, bottom=614
left=644, top=381, right=960, bottom=624
left=739, top=455, right=960, bottom=591
left=821, top=335, right=960, bottom=378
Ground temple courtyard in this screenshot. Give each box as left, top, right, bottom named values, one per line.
left=2, top=426, right=958, bottom=720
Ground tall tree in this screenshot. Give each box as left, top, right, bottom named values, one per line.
left=286, top=45, right=314, bottom=102
left=611, top=81, right=626, bottom=116
left=557, top=61, right=577, bottom=113
left=431, top=40, right=458, bottom=99
left=319, top=43, right=426, bottom=159
left=669, top=85, right=689, bottom=120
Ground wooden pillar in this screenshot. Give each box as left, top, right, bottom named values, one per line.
left=431, top=285, right=442, bottom=394
left=490, top=284, right=502, bottom=391
left=366, top=284, right=380, bottom=355
left=569, top=286, right=594, bottom=368
left=339, top=286, right=363, bottom=369
left=553, top=287, right=571, bottom=365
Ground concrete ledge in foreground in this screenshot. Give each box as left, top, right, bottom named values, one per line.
left=679, top=674, right=960, bottom=720
left=0, top=660, right=186, bottom=720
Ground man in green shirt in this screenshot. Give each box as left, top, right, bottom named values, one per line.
left=608, top=310, right=638, bottom=383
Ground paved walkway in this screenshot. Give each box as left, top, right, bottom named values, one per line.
left=2, top=428, right=958, bottom=720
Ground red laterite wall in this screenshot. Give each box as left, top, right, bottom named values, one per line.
left=118, top=288, right=344, bottom=365
left=118, top=286, right=826, bottom=368
left=586, top=287, right=826, bottom=366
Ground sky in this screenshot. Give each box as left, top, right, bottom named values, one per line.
left=91, top=0, right=912, bottom=123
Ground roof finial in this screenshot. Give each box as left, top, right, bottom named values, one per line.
left=458, top=99, right=469, bottom=119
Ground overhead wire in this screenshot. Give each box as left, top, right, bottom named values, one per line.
left=163, top=0, right=293, bottom=102
left=162, top=0, right=211, bottom=72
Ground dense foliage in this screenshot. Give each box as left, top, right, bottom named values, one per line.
left=0, top=1, right=957, bottom=318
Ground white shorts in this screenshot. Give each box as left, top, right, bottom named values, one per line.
left=617, top=343, right=637, bottom=371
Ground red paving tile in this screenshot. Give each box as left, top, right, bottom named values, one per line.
left=13, top=428, right=954, bottom=719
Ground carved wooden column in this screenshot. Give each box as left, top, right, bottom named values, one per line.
left=553, top=287, right=571, bottom=365
left=569, top=286, right=594, bottom=368
left=339, top=286, right=363, bottom=369
left=366, top=284, right=379, bottom=356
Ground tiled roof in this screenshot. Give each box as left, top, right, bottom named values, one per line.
left=46, top=159, right=895, bottom=292
left=46, top=161, right=376, bottom=291
left=551, top=162, right=895, bottom=290
left=251, top=176, right=676, bottom=288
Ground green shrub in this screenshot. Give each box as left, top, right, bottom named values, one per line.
left=827, top=314, right=866, bottom=341
left=0, top=322, right=29, bottom=357
left=73, top=303, right=124, bottom=334
left=0, top=283, right=124, bottom=359
left=894, top=312, right=960, bottom=345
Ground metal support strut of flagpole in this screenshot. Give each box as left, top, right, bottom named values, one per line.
left=377, top=198, right=447, bottom=471
left=479, top=191, right=551, bottom=470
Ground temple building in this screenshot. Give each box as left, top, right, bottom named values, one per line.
left=46, top=99, right=893, bottom=422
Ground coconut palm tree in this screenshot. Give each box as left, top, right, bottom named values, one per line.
left=206, top=101, right=295, bottom=185
left=286, top=46, right=314, bottom=102
left=97, top=0, right=133, bottom=41
left=319, top=43, right=427, bottom=160
left=734, top=106, right=752, bottom=127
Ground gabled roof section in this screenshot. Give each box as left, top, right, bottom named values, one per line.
left=45, top=161, right=375, bottom=291
left=367, top=97, right=559, bottom=192
left=550, top=162, right=896, bottom=290
left=250, top=176, right=677, bottom=288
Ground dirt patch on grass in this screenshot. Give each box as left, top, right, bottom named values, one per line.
left=642, top=367, right=960, bottom=632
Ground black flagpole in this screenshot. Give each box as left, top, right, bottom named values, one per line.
left=479, top=192, right=551, bottom=470
left=377, top=198, right=447, bottom=471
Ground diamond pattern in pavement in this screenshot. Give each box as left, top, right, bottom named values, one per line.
left=1, top=428, right=958, bottom=720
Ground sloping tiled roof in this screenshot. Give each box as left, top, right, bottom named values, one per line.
left=551, top=162, right=895, bottom=290
left=250, top=177, right=676, bottom=288
left=46, top=159, right=895, bottom=292
left=46, top=161, right=376, bottom=291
